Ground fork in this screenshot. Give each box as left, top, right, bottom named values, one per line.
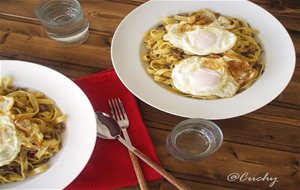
left=109, top=98, right=149, bottom=190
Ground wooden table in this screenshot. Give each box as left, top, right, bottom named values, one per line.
left=0, top=0, right=299, bottom=189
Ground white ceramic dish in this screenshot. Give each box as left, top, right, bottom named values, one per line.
left=111, top=0, right=295, bottom=119
left=0, top=60, right=97, bottom=189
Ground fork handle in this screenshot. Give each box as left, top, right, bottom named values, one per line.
left=132, top=149, right=190, bottom=190
left=122, top=129, right=149, bottom=190
left=128, top=151, right=149, bottom=190
left=118, top=137, right=190, bottom=190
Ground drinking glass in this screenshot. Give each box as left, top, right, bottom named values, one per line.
left=166, top=118, right=223, bottom=161
left=35, top=0, right=89, bottom=46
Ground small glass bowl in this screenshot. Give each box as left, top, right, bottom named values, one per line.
left=166, top=118, right=223, bottom=161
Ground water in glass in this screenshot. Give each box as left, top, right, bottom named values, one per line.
left=36, top=0, right=89, bottom=46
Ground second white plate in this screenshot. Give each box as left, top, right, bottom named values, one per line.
left=111, top=0, right=295, bottom=119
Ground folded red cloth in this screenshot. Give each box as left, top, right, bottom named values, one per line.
left=65, top=69, right=162, bottom=190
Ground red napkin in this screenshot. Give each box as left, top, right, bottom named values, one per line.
left=65, top=69, right=163, bottom=190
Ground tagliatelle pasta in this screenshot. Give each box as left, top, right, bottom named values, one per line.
left=142, top=9, right=264, bottom=99
left=0, top=77, right=66, bottom=184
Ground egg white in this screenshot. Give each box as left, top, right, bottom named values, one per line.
left=0, top=96, right=14, bottom=113
left=164, top=24, right=237, bottom=55
left=171, top=56, right=239, bottom=98
left=0, top=96, right=21, bottom=167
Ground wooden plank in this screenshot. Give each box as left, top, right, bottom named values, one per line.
left=160, top=178, right=241, bottom=190
left=0, top=18, right=113, bottom=68
left=251, top=0, right=300, bottom=9
left=137, top=100, right=300, bottom=153
left=148, top=127, right=300, bottom=189
left=246, top=104, right=300, bottom=127
left=120, top=178, right=239, bottom=190
left=0, top=0, right=137, bottom=35
left=277, top=81, right=300, bottom=105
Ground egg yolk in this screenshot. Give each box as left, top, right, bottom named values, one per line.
left=190, top=69, right=221, bottom=87
left=192, top=28, right=217, bottom=49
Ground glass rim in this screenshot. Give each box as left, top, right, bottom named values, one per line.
left=35, top=0, right=83, bottom=27
left=169, top=118, right=223, bottom=160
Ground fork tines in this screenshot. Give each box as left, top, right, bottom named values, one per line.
left=108, top=98, right=128, bottom=121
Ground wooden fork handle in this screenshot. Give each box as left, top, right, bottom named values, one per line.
left=118, top=137, right=190, bottom=190
left=128, top=150, right=149, bottom=190
left=132, top=149, right=190, bottom=190
left=122, top=128, right=149, bottom=190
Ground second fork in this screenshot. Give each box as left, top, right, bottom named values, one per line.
left=109, top=98, right=149, bottom=190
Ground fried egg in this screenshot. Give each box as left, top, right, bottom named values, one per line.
left=0, top=96, right=14, bottom=114
left=171, top=56, right=239, bottom=98
left=209, top=16, right=236, bottom=30
left=163, top=24, right=237, bottom=55
left=224, top=55, right=259, bottom=86
left=0, top=96, right=21, bottom=167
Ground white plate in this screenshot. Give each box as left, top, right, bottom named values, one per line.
left=0, top=60, right=97, bottom=189
left=111, top=0, right=295, bottom=119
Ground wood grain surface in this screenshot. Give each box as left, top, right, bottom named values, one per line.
left=0, top=0, right=300, bottom=189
